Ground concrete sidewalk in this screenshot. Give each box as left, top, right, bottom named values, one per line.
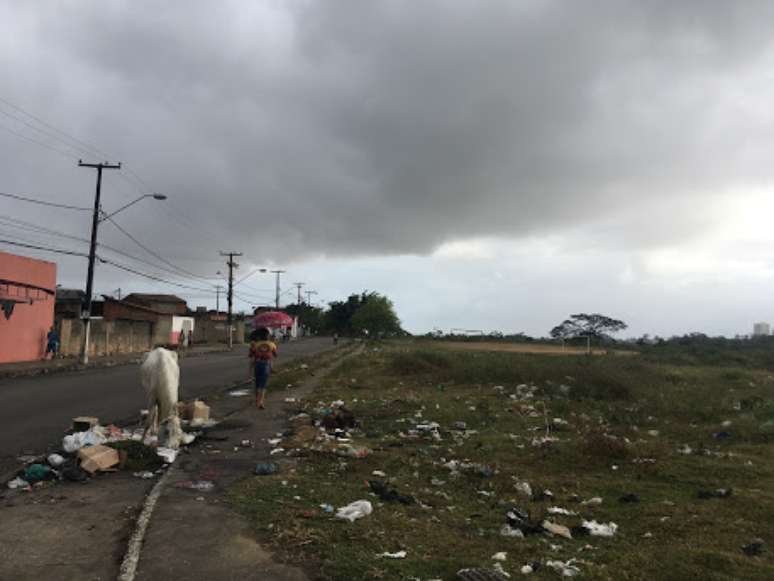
left=0, top=344, right=230, bottom=380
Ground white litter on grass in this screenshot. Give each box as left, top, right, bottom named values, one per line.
left=492, top=552, right=507, bottom=561
left=546, top=559, right=581, bottom=577
left=372, top=470, right=387, bottom=477
left=267, top=438, right=282, bottom=446
left=543, top=521, right=573, bottom=539
left=492, top=563, right=511, bottom=578
left=581, top=497, right=603, bottom=506
left=284, top=397, right=297, bottom=403
left=270, top=448, right=285, bottom=456
left=647, top=430, right=660, bottom=437
left=520, top=564, right=535, bottom=574
left=500, top=524, right=525, bottom=538
left=582, top=520, right=618, bottom=537
left=336, top=500, right=373, bottom=522
left=47, top=453, right=65, bottom=467
left=181, top=433, right=196, bottom=445
left=377, top=551, right=407, bottom=559
left=229, top=389, right=250, bottom=397
left=547, top=507, right=577, bottom=516
left=63, top=429, right=106, bottom=453
left=678, top=444, right=693, bottom=455
left=513, top=480, right=532, bottom=497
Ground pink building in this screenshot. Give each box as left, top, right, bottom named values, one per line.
left=0, top=251, right=57, bottom=363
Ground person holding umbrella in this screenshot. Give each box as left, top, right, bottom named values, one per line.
left=248, top=326, right=278, bottom=410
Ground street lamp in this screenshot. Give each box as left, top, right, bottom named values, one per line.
left=79, top=189, right=166, bottom=364
left=99, top=193, right=167, bottom=223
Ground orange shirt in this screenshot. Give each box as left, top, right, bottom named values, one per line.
left=249, top=340, right=277, bottom=361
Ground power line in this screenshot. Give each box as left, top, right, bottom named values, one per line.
left=105, top=216, right=217, bottom=281
left=0, top=95, right=112, bottom=160
left=0, top=238, right=89, bottom=257
left=0, top=190, right=91, bottom=211
left=0, top=121, right=81, bottom=161
left=98, top=258, right=219, bottom=294
left=0, top=214, right=220, bottom=284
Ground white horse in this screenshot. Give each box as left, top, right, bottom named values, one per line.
left=140, top=347, right=183, bottom=449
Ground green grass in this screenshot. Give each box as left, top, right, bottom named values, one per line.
left=230, top=342, right=774, bottom=580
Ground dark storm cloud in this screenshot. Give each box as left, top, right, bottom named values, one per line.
left=3, top=0, right=774, bottom=268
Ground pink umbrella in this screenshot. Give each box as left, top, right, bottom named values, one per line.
left=254, top=310, right=294, bottom=328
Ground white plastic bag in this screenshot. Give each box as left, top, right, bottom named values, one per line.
left=335, top=500, right=373, bottom=522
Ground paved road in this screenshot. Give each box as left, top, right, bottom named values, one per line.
left=0, top=338, right=336, bottom=476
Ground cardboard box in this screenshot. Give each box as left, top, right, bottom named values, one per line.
left=191, top=400, right=210, bottom=422
left=78, top=445, right=119, bottom=474
left=72, top=416, right=99, bottom=432
left=179, top=400, right=210, bottom=422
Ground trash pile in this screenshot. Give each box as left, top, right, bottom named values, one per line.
left=5, top=402, right=215, bottom=493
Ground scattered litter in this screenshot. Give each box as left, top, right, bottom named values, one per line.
left=520, top=563, right=539, bottom=575
left=72, top=416, right=99, bottom=432
left=547, top=507, right=577, bottom=516
left=284, top=397, right=297, bottom=403
left=452, top=421, right=468, bottom=431
left=378, top=550, right=407, bottom=559
left=581, top=497, right=603, bottom=506
left=678, top=444, right=693, bottom=455
left=267, top=438, right=282, bottom=446
left=181, top=433, right=196, bottom=445
left=255, top=462, right=279, bottom=475
left=23, top=464, right=52, bottom=483
left=372, top=470, right=387, bottom=477
left=543, top=521, right=573, bottom=539
left=506, top=507, right=543, bottom=535
left=63, top=429, right=106, bottom=453
left=228, top=389, right=250, bottom=397
left=647, top=429, right=659, bottom=437
left=319, top=503, right=334, bottom=513
left=545, top=558, right=581, bottom=577
left=742, top=538, right=765, bottom=556
left=500, top=524, right=525, bottom=538
left=156, top=447, right=178, bottom=464
left=697, top=488, right=732, bottom=499
left=60, top=460, right=89, bottom=482
left=491, top=552, right=507, bottom=561
left=336, top=500, right=373, bottom=522
left=513, top=480, right=532, bottom=498
left=713, top=431, right=732, bottom=440
left=270, top=448, right=285, bottom=456
left=78, top=445, right=119, bottom=473
left=619, top=493, right=640, bottom=503
left=47, top=454, right=65, bottom=467
left=175, top=480, right=214, bottom=491
left=240, top=439, right=253, bottom=448
left=457, top=567, right=510, bottom=581
left=7, top=477, right=29, bottom=490
left=582, top=520, right=618, bottom=537
left=369, top=480, right=415, bottom=504
left=532, top=489, right=554, bottom=502
left=133, top=471, right=156, bottom=479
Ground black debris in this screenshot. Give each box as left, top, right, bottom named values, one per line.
left=368, top=480, right=415, bottom=504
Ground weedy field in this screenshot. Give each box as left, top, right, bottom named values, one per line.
left=230, top=340, right=774, bottom=580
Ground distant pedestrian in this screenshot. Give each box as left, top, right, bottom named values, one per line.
left=187, top=329, right=193, bottom=347
left=333, top=332, right=339, bottom=345
left=179, top=329, right=188, bottom=350
left=44, top=326, right=59, bottom=360
left=248, top=327, right=278, bottom=410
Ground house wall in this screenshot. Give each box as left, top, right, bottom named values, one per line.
left=57, top=318, right=154, bottom=357
left=0, top=251, right=56, bottom=363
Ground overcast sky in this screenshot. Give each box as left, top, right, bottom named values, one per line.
left=3, top=0, right=774, bottom=337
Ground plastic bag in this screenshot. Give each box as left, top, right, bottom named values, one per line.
left=336, top=500, right=373, bottom=522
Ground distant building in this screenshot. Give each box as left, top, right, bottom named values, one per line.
left=0, top=250, right=56, bottom=363
left=122, top=293, right=187, bottom=315
left=753, top=322, right=770, bottom=336
left=55, top=288, right=85, bottom=319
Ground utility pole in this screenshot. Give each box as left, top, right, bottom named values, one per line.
left=293, top=282, right=304, bottom=305
left=271, top=270, right=285, bottom=309
left=220, top=252, right=242, bottom=348
left=78, top=160, right=121, bottom=364
left=304, top=290, right=318, bottom=304
left=215, top=285, right=222, bottom=312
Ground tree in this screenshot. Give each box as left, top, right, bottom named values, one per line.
left=350, top=293, right=402, bottom=337
left=550, top=313, right=627, bottom=341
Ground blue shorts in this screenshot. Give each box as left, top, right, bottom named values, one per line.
left=254, top=360, right=272, bottom=391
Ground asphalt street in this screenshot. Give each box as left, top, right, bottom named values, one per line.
left=0, top=337, right=336, bottom=476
